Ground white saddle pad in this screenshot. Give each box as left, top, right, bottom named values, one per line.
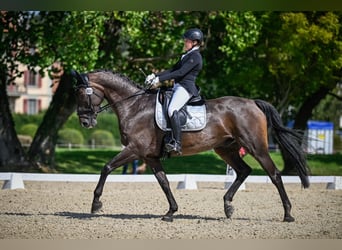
left=155, top=94, right=207, bottom=132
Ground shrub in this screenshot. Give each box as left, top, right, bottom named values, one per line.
left=19, top=123, right=38, bottom=138
left=58, top=128, right=84, bottom=147
left=89, top=130, right=115, bottom=147
left=13, top=113, right=44, bottom=131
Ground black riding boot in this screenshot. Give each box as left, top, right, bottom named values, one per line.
left=165, top=110, right=182, bottom=155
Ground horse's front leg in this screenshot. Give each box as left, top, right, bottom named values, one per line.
left=91, top=150, right=137, bottom=214
left=148, top=159, right=178, bottom=222
left=91, top=164, right=111, bottom=213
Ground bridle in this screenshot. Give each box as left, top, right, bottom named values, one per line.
left=73, top=70, right=147, bottom=116
left=74, top=73, right=105, bottom=116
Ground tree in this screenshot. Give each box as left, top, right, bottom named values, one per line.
left=281, top=12, right=342, bottom=131
left=0, top=63, right=31, bottom=171
left=256, top=12, right=342, bottom=120
left=0, top=11, right=107, bottom=171
left=251, top=12, right=342, bottom=173
left=201, top=11, right=262, bottom=98
left=0, top=12, right=38, bottom=171
left=26, top=11, right=107, bottom=170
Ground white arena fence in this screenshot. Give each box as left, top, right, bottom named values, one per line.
left=0, top=172, right=341, bottom=190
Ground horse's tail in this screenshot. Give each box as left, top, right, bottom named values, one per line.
left=254, top=99, right=310, bottom=188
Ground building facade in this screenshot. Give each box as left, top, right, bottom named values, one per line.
left=7, top=64, right=53, bottom=114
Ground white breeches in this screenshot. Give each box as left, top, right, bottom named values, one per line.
left=168, top=83, right=191, bottom=117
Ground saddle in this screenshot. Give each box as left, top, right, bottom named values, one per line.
left=155, top=88, right=207, bottom=132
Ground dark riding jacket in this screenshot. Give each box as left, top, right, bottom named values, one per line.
left=156, top=48, right=202, bottom=97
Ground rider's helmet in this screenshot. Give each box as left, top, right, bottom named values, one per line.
left=183, top=28, right=203, bottom=44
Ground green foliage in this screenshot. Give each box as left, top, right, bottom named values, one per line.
left=13, top=112, right=121, bottom=147
left=26, top=11, right=107, bottom=73
left=216, top=11, right=261, bottom=61
left=13, top=113, right=45, bottom=132
left=312, top=87, right=342, bottom=128
left=257, top=12, right=342, bottom=113
left=55, top=149, right=118, bottom=174
left=89, top=130, right=115, bottom=147
left=112, top=11, right=193, bottom=82
left=58, top=128, right=84, bottom=146
left=306, top=153, right=342, bottom=176
left=203, top=12, right=263, bottom=98
left=18, top=123, right=38, bottom=138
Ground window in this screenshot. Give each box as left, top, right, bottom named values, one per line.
left=24, top=69, right=42, bottom=88
left=24, top=99, right=42, bottom=114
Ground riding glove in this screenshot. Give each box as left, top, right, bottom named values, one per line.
left=149, top=76, right=160, bottom=89
left=145, top=73, right=155, bottom=84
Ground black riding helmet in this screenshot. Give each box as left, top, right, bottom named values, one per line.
left=183, top=28, right=203, bottom=44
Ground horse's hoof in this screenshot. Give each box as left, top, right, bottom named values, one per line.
left=224, top=203, right=234, bottom=218
left=283, top=215, right=295, bottom=222
left=162, top=215, right=174, bottom=222
left=91, top=201, right=103, bottom=214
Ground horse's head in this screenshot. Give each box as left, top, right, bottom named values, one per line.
left=72, top=70, right=105, bottom=128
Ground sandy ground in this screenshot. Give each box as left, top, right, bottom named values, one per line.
left=0, top=180, right=341, bottom=239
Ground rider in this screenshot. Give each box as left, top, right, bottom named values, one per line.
left=145, top=28, right=204, bottom=155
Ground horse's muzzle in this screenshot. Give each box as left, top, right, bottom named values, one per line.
left=79, top=116, right=97, bottom=128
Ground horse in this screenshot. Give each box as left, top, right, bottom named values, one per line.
left=72, top=69, right=310, bottom=222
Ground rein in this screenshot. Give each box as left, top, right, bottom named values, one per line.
left=97, top=89, right=146, bottom=114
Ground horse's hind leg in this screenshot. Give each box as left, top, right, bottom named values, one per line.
left=214, top=147, right=252, bottom=219
left=254, top=150, right=294, bottom=222
left=146, top=158, right=178, bottom=222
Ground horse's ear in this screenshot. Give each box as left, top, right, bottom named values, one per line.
left=71, top=70, right=88, bottom=90
left=71, top=70, right=82, bottom=85
left=70, top=69, right=77, bottom=78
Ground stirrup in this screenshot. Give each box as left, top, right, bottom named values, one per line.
left=165, top=140, right=182, bottom=155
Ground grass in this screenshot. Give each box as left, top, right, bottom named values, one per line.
left=55, top=148, right=342, bottom=176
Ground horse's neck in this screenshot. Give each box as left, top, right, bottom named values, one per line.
left=106, top=84, right=138, bottom=100
left=104, top=76, right=141, bottom=114
left=99, top=73, right=140, bottom=102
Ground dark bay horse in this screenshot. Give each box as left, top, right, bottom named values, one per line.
left=72, top=69, right=310, bottom=222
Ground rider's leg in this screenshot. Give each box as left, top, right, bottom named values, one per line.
left=165, top=110, right=182, bottom=154
left=166, top=84, right=191, bottom=154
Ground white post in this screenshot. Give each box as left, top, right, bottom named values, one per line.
left=326, top=176, right=342, bottom=190
left=177, top=174, right=198, bottom=190
left=2, top=173, right=25, bottom=190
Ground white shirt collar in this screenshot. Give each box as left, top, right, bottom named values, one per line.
left=181, top=46, right=200, bottom=60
